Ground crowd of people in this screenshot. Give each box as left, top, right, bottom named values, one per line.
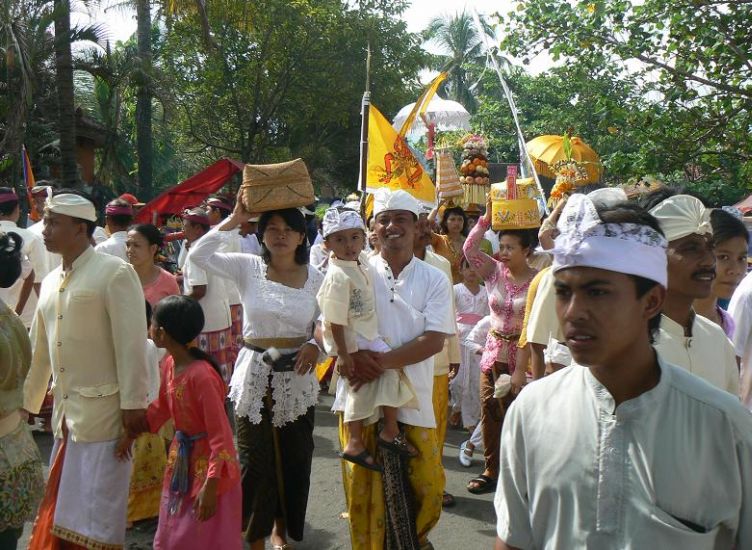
left=0, top=175, right=751, bottom=550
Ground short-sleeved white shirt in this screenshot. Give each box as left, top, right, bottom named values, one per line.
left=367, top=254, right=455, bottom=428
left=182, top=255, right=231, bottom=333
left=94, top=230, right=128, bottom=261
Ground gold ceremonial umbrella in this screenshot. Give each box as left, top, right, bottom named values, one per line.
left=526, top=134, right=602, bottom=183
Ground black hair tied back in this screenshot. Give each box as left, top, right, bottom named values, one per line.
left=152, top=295, right=224, bottom=380
left=0, top=231, right=23, bottom=288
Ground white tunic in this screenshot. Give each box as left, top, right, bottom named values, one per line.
left=654, top=313, right=739, bottom=396
left=729, top=271, right=752, bottom=410
left=495, top=357, right=752, bottom=549
left=366, top=255, right=455, bottom=428
left=187, top=228, right=323, bottom=427
left=182, top=254, right=231, bottom=333
left=94, top=230, right=128, bottom=261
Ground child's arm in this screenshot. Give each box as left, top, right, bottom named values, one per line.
left=330, top=323, right=354, bottom=378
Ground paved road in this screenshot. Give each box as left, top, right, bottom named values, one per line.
left=20, top=395, right=497, bottom=549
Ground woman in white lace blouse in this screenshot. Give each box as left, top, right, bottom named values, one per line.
left=187, top=198, right=323, bottom=550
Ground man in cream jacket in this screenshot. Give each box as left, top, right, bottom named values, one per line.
left=24, top=191, right=149, bottom=549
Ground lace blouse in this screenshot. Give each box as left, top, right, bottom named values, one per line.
left=187, top=229, right=323, bottom=426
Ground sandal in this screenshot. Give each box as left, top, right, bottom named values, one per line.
left=442, top=491, right=456, bottom=508
left=467, top=474, right=497, bottom=494
left=458, top=440, right=473, bottom=467
left=377, top=432, right=419, bottom=458
left=338, top=450, right=383, bottom=472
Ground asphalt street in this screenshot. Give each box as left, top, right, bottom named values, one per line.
left=20, top=394, right=497, bottom=549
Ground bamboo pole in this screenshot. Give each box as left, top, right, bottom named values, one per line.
left=358, top=44, right=372, bottom=220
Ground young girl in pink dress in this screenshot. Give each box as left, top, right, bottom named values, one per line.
left=141, top=295, right=241, bottom=549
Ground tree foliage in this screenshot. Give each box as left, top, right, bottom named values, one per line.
left=496, top=0, right=752, bottom=203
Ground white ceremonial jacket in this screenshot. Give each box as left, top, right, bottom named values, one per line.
left=24, top=246, right=149, bottom=442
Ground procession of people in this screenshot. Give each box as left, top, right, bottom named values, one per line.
left=1, top=156, right=752, bottom=550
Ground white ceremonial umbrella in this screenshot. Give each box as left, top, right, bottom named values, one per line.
left=392, top=95, right=471, bottom=136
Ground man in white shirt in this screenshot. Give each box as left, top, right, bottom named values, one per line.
left=728, top=271, right=752, bottom=409
left=495, top=196, right=752, bottom=550
left=0, top=187, right=49, bottom=325
left=340, top=189, right=455, bottom=549
left=95, top=198, right=133, bottom=260
left=24, top=192, right=149, bottom=549
left=182, top=207, right=233, bottom=382
left=642, top=190, right=739, bottom=395
left=239, top=215, right=262, bottom=255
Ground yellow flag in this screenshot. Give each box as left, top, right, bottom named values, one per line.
left=398, top=72, right=447, bottom=137
left=366, top=105, right=436, bottom=206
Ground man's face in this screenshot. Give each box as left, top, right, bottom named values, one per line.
left=42, top=211, right=88, bottom=253
left=182, top=220, right=206, bottom=244
left=374, top=210, right=416, bottom=253
left=554, top=267, right=664, bottom=368
left=414, top=214, right=433, bottom=250
left=206, top=206, right=223, bottom=226
left=666, top=233, right=716, bottom=300
left=239, top=220, right=258, bottom=238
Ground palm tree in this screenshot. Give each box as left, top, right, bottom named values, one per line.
left=135, top=0, right=152, bottom=197
left=53, top=0, right=78, bottom=186
left=0, top=0, right=51, bottom=163
left=422, top=11, right=494, bottom=112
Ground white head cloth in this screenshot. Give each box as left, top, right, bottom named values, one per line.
left=648, top=194, right=711, bottom=242
left=587, top=187, right=627, bottom=208
left=45, top=193, right=97, bottom=222
left=552, top=193, right=668, bottom=287
left=322, top=207, right=365, bottom=238
left=372, top=188, right=421, bottom=217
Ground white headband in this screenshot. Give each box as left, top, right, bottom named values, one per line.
left=322, top=207, right=365, bottom=238
left=648, top=194, right=711, bottom=242
left=372, top=188, right=421, bottom=217
left=45, top=193, right=97, bottom=222
left=552, top=194, right=668, bottom=287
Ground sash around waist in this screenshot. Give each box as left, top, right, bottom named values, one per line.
left=243, top=336, right=308, bottom=350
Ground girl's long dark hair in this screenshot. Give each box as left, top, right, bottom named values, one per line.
left=152, top=295, right=224, bottom=380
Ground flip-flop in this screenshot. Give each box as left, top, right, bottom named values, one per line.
left=467, top=474, right=497, bottom=494
left=338, top=450, right=383, bottom=472
left=377, top=433, right=419, bottom=458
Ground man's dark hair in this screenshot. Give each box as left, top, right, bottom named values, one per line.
left=637, top=186, right=709, bottom=211
left=106, top=198, right=134, bottom=229
left=0, top=187, right=19, bottom=216
left=597, top=201, right=665, bottom=342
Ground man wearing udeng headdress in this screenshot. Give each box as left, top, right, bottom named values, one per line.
left=25, top=192, right=149, bottom=549
left=494, top=195, right=752, bottom=549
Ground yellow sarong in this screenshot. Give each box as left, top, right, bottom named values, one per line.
left=339, top=417, right=444, bottom=549
left=433, top=374, right=449, bottom=452
left=126, top=432, right=167, bottom=523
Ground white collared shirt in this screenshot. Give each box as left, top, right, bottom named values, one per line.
left=654, top=313, right=739, bottom=395
left=495, top=357, right=752, bottom=549
left=94, top=230, right=129, bottom=261
left=367, top=254, right=455, bottom=428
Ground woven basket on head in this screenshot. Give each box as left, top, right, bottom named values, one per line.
left=240, top=158, right=315, bottom=213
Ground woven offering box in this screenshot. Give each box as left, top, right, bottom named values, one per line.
left=490, top=167, right=540, bottom=231
left=241, top=158, right=315, bottom=213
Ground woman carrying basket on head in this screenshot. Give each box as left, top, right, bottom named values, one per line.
left=187, top=173, right=323, bottom=550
